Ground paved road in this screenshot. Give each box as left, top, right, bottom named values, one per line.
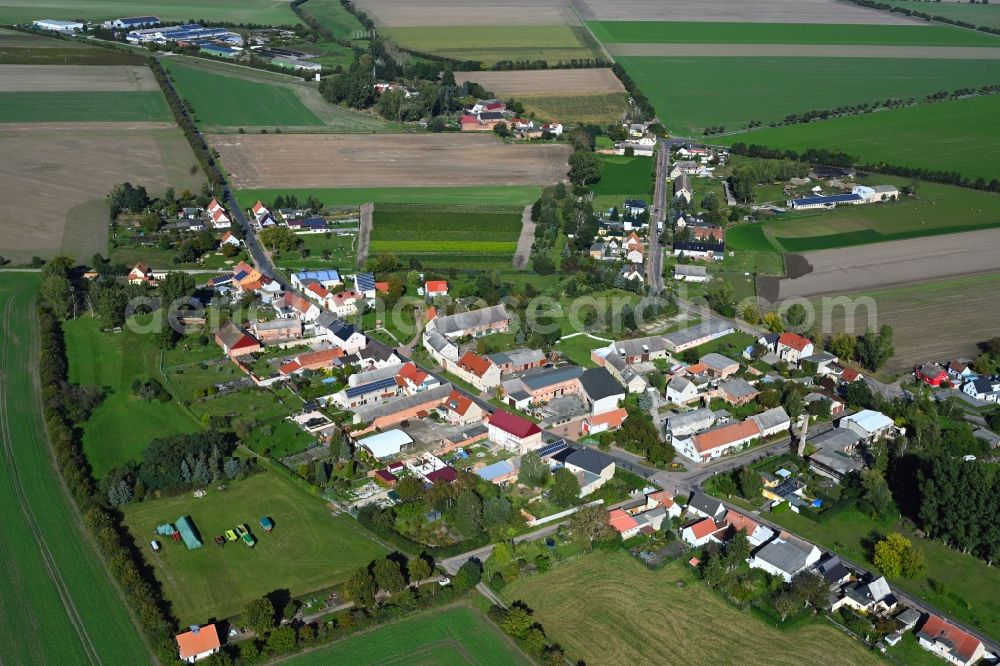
left=647, top=141, right=669, bottom=295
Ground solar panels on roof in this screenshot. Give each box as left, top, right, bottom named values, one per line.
left=345, top=376, right=397, bottom=398
left=537, top=440, right=568, bottom=459
left=355, top=272, right=376, bottom=292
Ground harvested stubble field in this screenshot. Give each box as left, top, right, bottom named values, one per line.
left=0, top=64, right=159, bottom=91
left=572, top=0, right=918, bottom=23
left=455, top=68, right=624, bottom=95
left=213, top=134, right=570, bottom=189
left=503, top=551, right=881, bottom=666
left=370, top=202, right=524, bottom=269
left=381, top=25, right=603, bottom=65
left=518, top=92, right=628, bottom=123
left=237, top=185, right=542, bottom=208
left=0, top=124, right=202, bottom=263
left=0, top=0, right=300, bottom=25
left=351, top=0, right=580, bottom=26
left=806, top=273, right=1000, bottom=374
left=763, top=227, right=1000, bottom=300
left=720, top=95, right=1000, bottom=184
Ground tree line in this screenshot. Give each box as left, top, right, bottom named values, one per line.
left=845, top=0, right=1000, bottom=36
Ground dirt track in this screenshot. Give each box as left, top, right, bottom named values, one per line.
left=513, top=205, right=535, bottom=269
left=455, top=68, right=624, bottom=95
left=211, top=134, right=570, bottom=189
left=353, top=0, right=579, bottom=26
left=0, top=65, right=159, bottom=91
left=604, top=43, right=1000, bottom=59
left=775, top=228, right=1000, bottom=299
left=572, top=0, right=920, bottom=23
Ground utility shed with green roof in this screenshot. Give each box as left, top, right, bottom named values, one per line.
left=176, top=515, right=203, bottom=550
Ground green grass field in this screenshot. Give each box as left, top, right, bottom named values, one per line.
left=64, top=314, right=200, bottom=477
left=616, top=56, right=1000, bottom=134
left=162, top=58, right=323, bottom=128
left=588, top=20, right=1000, bottom=46
left=370, top=203, right=523, bottom=269
left=719, top=94, right=1000, bottom=183
left=554, top=334, right=607, bottom=367
left=122, top=470, right=387, bottom=624
left=593, top=154, right=654, bottom=196
left=284, top=605, right=531, bottom=665
left=0, top=274, right=149, bottom=664
left=298, top=0, right=365, bottom=38
left=381, top=25, right=602, bottom=64
left=237, top=185, right=542, bottom=208
left=502, top=551, right=881, bottom=665
left=517, top=92, right=628, bottom=124
left=0, top=91, right=170, bottom=122
left=727, top=180, right=1000, bottom=253
left=882, top=0, right=1000, bottom=30
left=0, top=0, right=299, bottom=25
left=768, top=507, right=1000, bottom=642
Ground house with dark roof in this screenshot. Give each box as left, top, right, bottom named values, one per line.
left=687, top=491, right=725, bottom=520
left=831, top=575, right=896, bottom=615
left=562, top=448, right=615, bottom=496
left=673, top=240, right=724, bottom=261
left=748, top=533, right=821, bottom=582
left=578, top=367, right=625, bottom=414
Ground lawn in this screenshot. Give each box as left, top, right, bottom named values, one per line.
left=517, top=92, right=628, bottom=124
left=734, top=180, right=1000, bottom=253
left=0, top=0, right=300, bottom=24
left=297, top=0, right=365, bottom=38
left=64, top=314, right=200, bottom=477
left=593, top=154, right=655, bottom=196
left=122, top=470, right=387, bottom=624
left=502, top=551, right=881, bottom=665
left=380, top=25, right=602, bottom=64
left=369, top=203, right=524, bottom=269
left=237, top=185, right=542, bottom=208
left=588, top=20, right=1000, bottom=46
left=767, top=507, right=1000, bottom=642
left=162, top=58, right=322, bottom=128
left=554, top=333, right=608, bottom=367
left=719, top=94, right=1000, bottom=183
left=283, top=605, right=531, bottom=665
left=0, top=91, right=170, bottom=122
left=615, top=56, right=1000, bottom=135
left=0, top=274, right=149, bottom=663
left=881, top=0, right=1000, bottom=30
left=276, top=232, right=358, bottom=271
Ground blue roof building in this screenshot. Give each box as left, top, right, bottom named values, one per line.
left=354, top=272, right=376, bottom=296
left=175, top=515, right=202, bottom=550
left=291, top=270, right=341, bottom=289
left=476, top=460, right=516, bottom=484
left=112, top=16, right=159, bottom=28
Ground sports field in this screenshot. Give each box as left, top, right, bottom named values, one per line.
left=502, top=551, right=880, bottom=665
left=381, top=25, right=603, bottom=64
left=727, top=180, right=1000, bottom=253
left=588, top=20, right=1000, bottom=46
left=285, top=605, right=531, bottom=665
left=0, top=123, right=202, bottom=264
left=593, top=154, right=654, bottom=195
left=806, top=273, right=1000, bottom=374
left=122, top=470, right=387, bottom=624
left=881, top=0, right=1000, bottom=30
left=213, top=134, right=570, bottom=188
left=0, top=0, right=300, bottom=25
left=614, top=56, right=1000, bottom=134
left=237, top=185, right=542, bottom=209
left=720, top=95, right=1000, bottom=183
left=64, top=315, right=200, bottom=477
left=0, top=274, right=149, bottom=664
left=370, top=203, right=524, bottom=269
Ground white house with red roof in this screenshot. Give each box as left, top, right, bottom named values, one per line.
left=438, top=389, right=484, bottom=426
left=917, top=613, right=985, bottom=666
left=275, top=292, right=321, bottom=322
left=674, top=418, right=761, bottom=464
left=127, top=262, right=157, bottom=285
left=681, top=516, right=725, bottom=546
left=176, top=623, right=221, bottom=662
left=774, top=332, right=814, bottom=365
left=328, top=290, right=361, bottom=317
left=608, top=508, right=642, bottom=539
left=488, top=409, right=542, bottom=454
left=219, top=230, right=240, bottom=248
left=207, top=197, right=231, bottom=229
left=396, top=361, right=439, bottom=394
left=424, top=280, right=448, bottom=299
left=451, top=351, right=501, bottom=391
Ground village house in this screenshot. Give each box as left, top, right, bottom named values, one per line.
left=717, top=377, right=759, bottom=406
left=948, top=360, right=976, bottom=381
left=609, top=508, right=642, bottom=539
left=620, top=263, right=644, bottom=282
left=438, top=389, right=484, bottom=426
left=673, top=240, right=725, bottom=261
left=723, top=509, right=775, bottom=547
left=278, top=347, right=345, bottom=376
left=748, top=532, right=821, bottom=582
left=476, top=459, right=519, bottom=485
left=675, top=418, right=760, bottom=463
left=772, top=332, right=815, bottom=365
left=669, top=161, right=698, bottom=178
left=251, top=318, right=302, bottom=343
left=426, top=304, right=511, bottom=341
left=666, top=375, right=700, bottom=405
left=916, top=614, right=985, bottom=666
left=831, top=575, right=896, bottom=615
left=664, top=408, right=722, bottom=443
left=488, top=409, right=542, bottom=454
left=502, top=365, right=585, bottom=406
left=674, top=264, right=710, bottom=282
left=452, top=351, right=502, bottom=391
left=486, top=348, right=546, bottom=375
left=807, top=428, right=864, bottom=483
left=328, top=289, right=362, bottom=317
left=687, top=491, right=725, bottom=520
left=175, top=624, right=221, bottom=663
left=424, top=280, right=448, bottom=299
left=915, top=362, right=949, bottom=387
left=839, top=409, right=896, bottom=443
left=320, top=318, right=367, bottom=355
left=207, top=197, right=231, bottom=229
left=582, top=407, right=629, bottom=435
left=291, top=270, right=342, bottom=291
left=353, top=272, right=377, bottom=301
left=682, top=517, right=727, bottom=546
left=664, top=319, right=735, bottom=353
left=350, top=383, right=453, bottom=433
left=358, top=429, right=413, bottom=461
left=274, top=292, right=321, bottom=322
left=562, top=448, right=616, bottom=497
left=219, top=230, right=241, bottom=248
left=127, top=262, right=161, bottom=286
left=674, top=173, right=693, bottom=203
left=215, top=321, right=260, bottom=358
left=750, top=406, right=791, bottom=437
left=592, top=349, right=647, bottom=394
left=700, top=353, right=740, bottom=378
left=963, top=375, right=1000, bottom=402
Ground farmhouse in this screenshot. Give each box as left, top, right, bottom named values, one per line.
left=105, top=16, right=160, bottom=29
left=424, top=280, right=449, bottom=299
left=439, top=389, right=484, bottom=426
left=562, top=448, right=615, bottom=497
left=428, top=304, right=511, bottom=339
left=852, top=184, right=900, bottom=203
left=916, top=614, right=985, bottom=666
left=488, top=409, right=542, bottom=454
left=487, top=348, right=546, bottom=375
left=351, top=383, right=453, bottom=432
left=503, top=365, right=584, bottom=406
left=215, top=321, right=260, bottom=358
left=175, top=623, right=220, bottom=663
left=673, top=240, right=725, bottom=261
left=452, top=352, right=502, bottom=391
left=675, top=418, right=760, bottom=464
left=251, top=318, right=302, bottom=343
left=674, top=265, right=709, bottom=282
left=664, top=408, right=721, bottom=443
left=663, top=319, right=735, bottom=352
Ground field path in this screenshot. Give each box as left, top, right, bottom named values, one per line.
left=604, top=43, right=1000, bottom=58
left=513, top=205, right=535, bottom=269
left=357, top=202, right=373, bottom=267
